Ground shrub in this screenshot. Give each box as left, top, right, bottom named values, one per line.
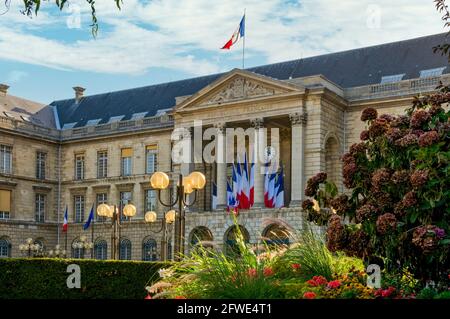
left=303, top=86, right=450, bottom=282
left=0, top=258, right=169, bottom=299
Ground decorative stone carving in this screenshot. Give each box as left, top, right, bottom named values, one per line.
left=213, top=122, right=227, bottom=134
left=205, top=77, right=279, bottom=104
left=250, top=118, right=264, bottom=129
left=289, top=112, right=307, bottom=125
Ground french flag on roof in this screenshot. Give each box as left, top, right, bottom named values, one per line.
left=221, top=14, right=245, bottom=50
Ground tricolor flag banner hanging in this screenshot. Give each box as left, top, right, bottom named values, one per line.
left=227, top=180, right=236, bottom=211
left=221, top=14, right=245, bottom=50
left=62, top=206, right=68, bottom=233
left=249, top=152, right=255, bottom=208
left=83, top=205, right=95, bottom=230
left=275, top=167, right=285, bottom=208
left=240, top=152, right=250, bottom=209
left=232, top=164, right=240, bottom=208
left=236, top=157, right=243, bottom=207
left=264, top=162, right=271, bottom=208
left=212, top=181, right=218, bottom=210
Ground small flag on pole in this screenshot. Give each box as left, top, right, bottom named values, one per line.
left=221, top=14, right=245, bottom=50
left=83, top=205, right=94, bottom=230
left=62, top=206, right=68, bottom=233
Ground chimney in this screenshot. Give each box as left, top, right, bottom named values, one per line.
left=73, top=86, right=85, bottom=102
left=0, top=84, right=10, bottom=96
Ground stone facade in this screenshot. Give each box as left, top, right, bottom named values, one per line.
left=1, top=68, right=448, bottom=261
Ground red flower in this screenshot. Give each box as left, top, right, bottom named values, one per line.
left=307, top=275, right=328, bottom=287
left=291, top=263, right=301, bottom=271
left=263, top=267, right=274, bottom=277
left=145, top=294, right=152, bottom=299
left=448, top=274, right=450, bottom=280
left=247, top=268, right=257, bottom=278
left=175, top=296, right=187, bottom=299
left=303, top=291, right=317, bottom=299
left=327, top=280, right=341, bottom=289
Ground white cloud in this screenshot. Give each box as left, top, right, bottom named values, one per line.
left=5, top=70, right=28, bottom=83
left=0, top=0, right=446, bottom=76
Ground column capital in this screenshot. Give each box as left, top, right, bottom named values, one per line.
left=213, top=122, right=226, bottom=134
left=250, top=118, right=264, bottom=129
left=289, top=112, right=307, bottom=126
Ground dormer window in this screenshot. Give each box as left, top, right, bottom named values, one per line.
left=380, top=74, right=405, bottom=84
left=419, top=67, right=446, bottom=78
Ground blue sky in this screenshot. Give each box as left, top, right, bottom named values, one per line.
left=0, top=0, right=446, bottom=104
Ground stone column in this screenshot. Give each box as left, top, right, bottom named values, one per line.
left=289, top=112, right=306, bottom=206
left=250, top=118, right=265, bottom=208
left=215, top=123, right=227, bottom=209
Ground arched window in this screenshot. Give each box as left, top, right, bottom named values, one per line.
left=71, top=238, right=84, bottom=259
left=0, top=237, right=11, bottom=258
left=224, top=225, right=250, bottom=256
left=262, top=223, right=290, bottom=246
left=94, top=239, right=107, bottom=260
left=119, top=238, right=132, bottom=260
left=142, top=238, right=157, bottom=261
left=190, top=226, right=214, bottom=247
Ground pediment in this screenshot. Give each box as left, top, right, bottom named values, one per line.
left=176, top=69, right=303, bottom=112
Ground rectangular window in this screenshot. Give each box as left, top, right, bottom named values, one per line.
left=96, top=193, right=107, bottom=222
left=144, top=189, right=157, bottom=212
left=36, top=152, right=46, bottom=180
left=0, top=145, right=12, bottom=174
left=120, top=191, right=132, bottom=220
left=74, top=195, right=85, bottom=223
left=75, top=154, right=85, bottom=180
left=121, top=148, right=133, bottom=176
left=97, top=151, right=108, bottom=178
left=35, top=194, right=46, bottom=222
left=0, top=190, right=11, bottom=220
left=146, top=145, right=158, bottom=174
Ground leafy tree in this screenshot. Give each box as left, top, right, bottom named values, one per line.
left=1, top=0, right=123, bottom=36
left=303, top=88, right=450, bottom=282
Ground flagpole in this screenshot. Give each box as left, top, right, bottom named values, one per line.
left=242, top=9, right=246, bottom=69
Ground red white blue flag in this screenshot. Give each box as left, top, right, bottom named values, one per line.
left=62, top=206, right=68, bottom=232
left=221, top=14, right=245, bottom=50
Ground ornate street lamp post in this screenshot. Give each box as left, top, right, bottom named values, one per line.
left=96, top=202, right=136, bottom=260
left=47, top=244, right=67, bottom=258
left=19, top=238, right=42, bottom=258
left=71, top=235, right=93, bottom=259
left=144, top=209, right=176, bottom=261
left=150, top=171, right=206, bottom=261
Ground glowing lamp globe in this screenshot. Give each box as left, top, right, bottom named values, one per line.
left=165, top=210, right=176, bottom=224
left=189, top=172, right=206, bottom=190
left=97, top=203, right=111, bottom=217
left=183, top=177, right=194, bottom=194
left=123, top=204, right=137, bottom=217
left=145, top=211, right=157, bottom=223
left=150, top=172, right=170, bottom=190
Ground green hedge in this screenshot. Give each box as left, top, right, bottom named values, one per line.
left=0, top=258, right=171, bottom=299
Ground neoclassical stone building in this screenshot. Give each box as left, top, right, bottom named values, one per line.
left=0, top=33, right=449, bottom=260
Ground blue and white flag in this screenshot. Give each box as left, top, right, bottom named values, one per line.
left=83, top=205, right=94, bottom=230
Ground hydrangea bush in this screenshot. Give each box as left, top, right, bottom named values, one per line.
left=303, top=86, right=450, bottom=282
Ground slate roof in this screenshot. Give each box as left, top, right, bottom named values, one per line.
left=51, top=33, right=450, bottom=129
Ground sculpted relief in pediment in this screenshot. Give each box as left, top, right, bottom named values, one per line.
left=201, top=77, right=284, bottom=105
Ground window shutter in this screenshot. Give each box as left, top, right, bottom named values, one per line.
left=121, top=148, right=133, bottom=157
left=0, top=190, right=11, bottom=212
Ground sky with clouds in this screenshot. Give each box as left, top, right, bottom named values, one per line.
left=0, top=0, right=446, bottom=104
